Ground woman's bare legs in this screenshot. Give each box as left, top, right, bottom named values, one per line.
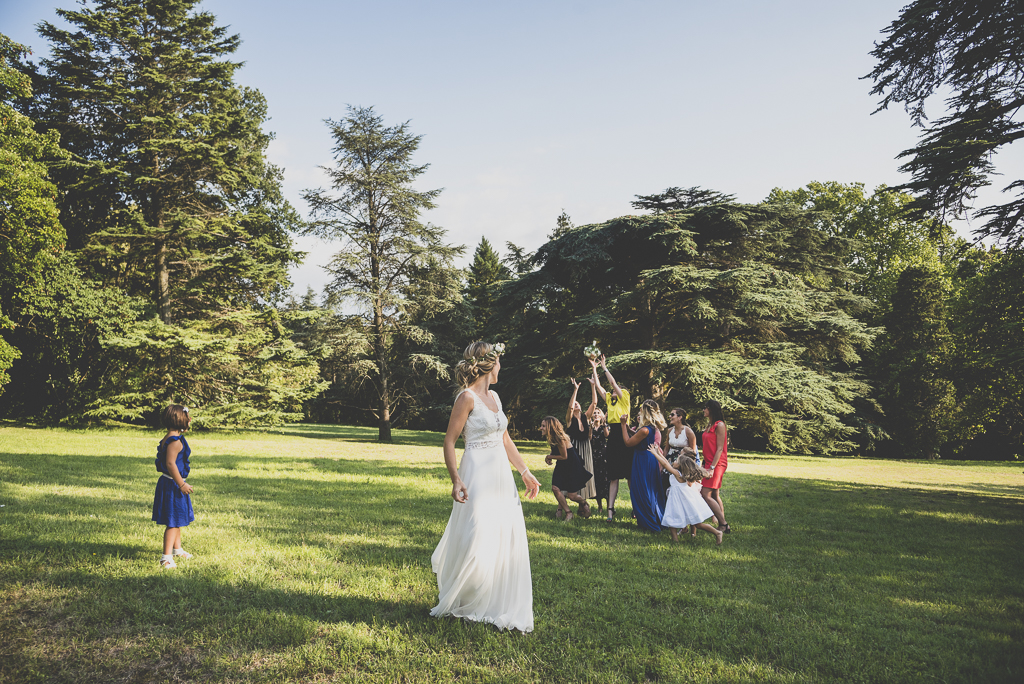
left=701, top=486, right=727, bottom=527
left=607, top=479, right=619, bottom=519
left=695, top=522, right=723, bottom=545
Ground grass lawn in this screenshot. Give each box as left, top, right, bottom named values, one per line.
left=1, top=423, right=1022, bottom=683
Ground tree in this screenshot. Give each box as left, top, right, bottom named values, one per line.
left=465, top=237, right=510, bottom=338
left=948, top=249, right=1024, bottom=459
left=25, top=0, right=301, bottom=321
left=875, top=267, right=956, bottom=458
left=0, top=34, right=68, bottom=394
left=765, top=181, right=954, bottom=315
left=866, top=1, right=1024, bottom=247
left=302, top=106, right=462, bottom=442
left=493, top=199, right=878, bottom=453
left=631, top=186, right=736, bottom=214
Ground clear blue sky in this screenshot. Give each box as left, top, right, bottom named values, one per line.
left=5, top=0, right=1015, bottom=298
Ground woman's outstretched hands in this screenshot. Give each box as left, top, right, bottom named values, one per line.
left=451, top=478, right=468, bottom=503
left=648, top=443, right=664, bottom=457
left=570, top=377, right=580, bottom=390
left=522, top=470, right=540, bottom=499
left=599, top=354, right=608, bottom=369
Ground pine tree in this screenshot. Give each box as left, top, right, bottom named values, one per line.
left=466, top=237, right=510, bottom=338
left=302, top=106, right=462, bottom=442
left=26, top=0, right=301, bottom=321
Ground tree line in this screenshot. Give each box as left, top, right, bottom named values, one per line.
left=1, top=0, right=1020, bottom=459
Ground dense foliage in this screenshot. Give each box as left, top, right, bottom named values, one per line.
left=301, top=106, right=463, bottom=441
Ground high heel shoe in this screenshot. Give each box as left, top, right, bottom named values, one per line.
left=720, top=522, right=732, bottom=534
left=605, top=507, right=615, bottom=522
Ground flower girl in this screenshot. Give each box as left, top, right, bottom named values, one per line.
left=649, top=444, right=723, bottom=545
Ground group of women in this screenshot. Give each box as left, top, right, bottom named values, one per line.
left=430, top=342, right=732, bottom=633
left=541, top=356, right=730, bottom=535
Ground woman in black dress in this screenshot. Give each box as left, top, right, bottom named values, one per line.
left=541, top=416, right=593, bottom=521
left=589, top=405, right=611, bottom=513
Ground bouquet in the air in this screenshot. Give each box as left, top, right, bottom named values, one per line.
left=584, top=340, right=601, bottom=360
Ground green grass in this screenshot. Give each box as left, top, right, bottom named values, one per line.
left=1, top=423, right=1022, bottom=683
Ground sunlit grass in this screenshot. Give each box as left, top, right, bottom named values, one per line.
left=1, top=423, right=1022, bottom=683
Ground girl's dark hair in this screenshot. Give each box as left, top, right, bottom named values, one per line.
left=704, top=399, right=725, bottom=425
left=162, top=404, right=190, bottom=431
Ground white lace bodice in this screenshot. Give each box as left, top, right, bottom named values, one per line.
left=460, top=389, right=508, bottom=449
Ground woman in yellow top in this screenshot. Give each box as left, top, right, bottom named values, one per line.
left=591, top=355, right=631, bottom=521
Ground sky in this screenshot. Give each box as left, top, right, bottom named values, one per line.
left=4, top=0, right=1020, bottom=298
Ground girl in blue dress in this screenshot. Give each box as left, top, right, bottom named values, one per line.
left=152, top=404, right=195, bottom=569
left=620, top=399, right=668, bottom=532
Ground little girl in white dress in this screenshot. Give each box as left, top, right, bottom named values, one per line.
left=649, top=444, right=723, bottom=545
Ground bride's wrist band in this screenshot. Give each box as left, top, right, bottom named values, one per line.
left=519, top=468, right=531, bottom=477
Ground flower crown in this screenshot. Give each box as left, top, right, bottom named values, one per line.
left=467, top=342, right=505, bottom=367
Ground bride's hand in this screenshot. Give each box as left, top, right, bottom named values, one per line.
left=522, top=470, right=541, bottom=500
left=451, top=479, right=468, bottom=503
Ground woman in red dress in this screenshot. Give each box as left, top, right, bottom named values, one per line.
left=700, top=400, right=732, bottom=533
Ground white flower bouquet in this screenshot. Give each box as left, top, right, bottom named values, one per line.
left=584, top=340, right=601, bottom=360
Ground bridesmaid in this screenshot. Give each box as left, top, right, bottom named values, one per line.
left=700, top=400, right=732, bottom=533
left=620, top=400, right=668, bottom=532
left=664, top=408, right=700, bottom=466
left=565, top=378, right=597, bottom=508
left=593, top=355, right=631, bottom=521
left=541, top=416, right=593, bottom=521
left=589, top=404, right=611, bottom=514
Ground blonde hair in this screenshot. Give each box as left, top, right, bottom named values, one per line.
left=637, top=399, right=667, bottom=431
left=674, top=454, right=712, bottom=483
left=455, top=341, right=500, bottom=389
left=541, top=416, right=569, bottom=450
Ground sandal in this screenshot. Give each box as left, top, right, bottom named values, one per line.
left=160, top=558, right=177, bottom=569
left=564, top=510, right=574, bottom=522
left=580, top=502, right=592, bottom=519
left=721, top=523, right=732, bottom=534
left=555, top=508, right=565, bottom=520
left=606, top=507, right=615, bottom=522
left=172, top=549, right=193, bottom=559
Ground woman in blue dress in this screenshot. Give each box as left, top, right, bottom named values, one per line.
left=152, top=404, right=195, bottom=569
left=619, top=399, right=668, bottom=532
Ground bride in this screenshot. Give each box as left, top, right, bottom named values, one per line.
left=430, top=341, right=541, bottom=631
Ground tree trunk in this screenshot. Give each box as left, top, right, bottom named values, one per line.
left=155, top=238, right=170, bottom=323
left=371, top=254, right=392, bottom=443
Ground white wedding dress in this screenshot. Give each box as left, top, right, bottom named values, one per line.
left=430, top=389, right=533, bottom=632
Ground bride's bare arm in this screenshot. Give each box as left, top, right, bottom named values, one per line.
left=443, top=392, right=475, bottom=503
left=503, top=431, right=540, bottom=499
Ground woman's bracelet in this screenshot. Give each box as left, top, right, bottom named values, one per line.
left=519, top=468, right=531, bottom=477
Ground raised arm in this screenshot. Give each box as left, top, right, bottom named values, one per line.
left=649, top=443, right=682, bottom=480
left=589, top=358, right=606, bottom=401
left=621, top=415, right=649, bottom=448
left=585, top=377, right=597, bottom=420
left=600, top=354, right=623, bottom=400
left=442, top=392, right=475, bottom=503
left=567, top=378, right=581, bottom=420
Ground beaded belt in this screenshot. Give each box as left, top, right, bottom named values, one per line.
left=464, top=439, right=501, bottom=450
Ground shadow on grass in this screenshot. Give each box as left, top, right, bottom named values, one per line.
left=2, top=446, right=1023, bottom=683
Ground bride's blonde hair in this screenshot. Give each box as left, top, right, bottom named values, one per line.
left=637, top=399, right=667, bottom=431
left=455, top=341, right=501, bottom=389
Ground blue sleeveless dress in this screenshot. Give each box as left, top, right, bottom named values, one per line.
left=629, top=425, right=666, bottom=532
left=152, top=435, right=194, bottom=527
